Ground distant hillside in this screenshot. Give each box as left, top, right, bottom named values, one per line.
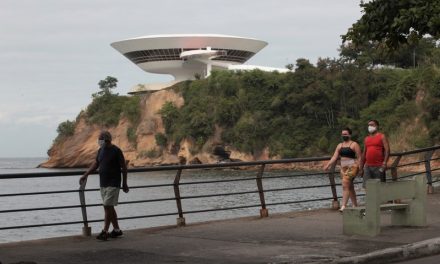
left=42, top=61, right=440, bottom=168
left=160, top=62, right=440, bottom=157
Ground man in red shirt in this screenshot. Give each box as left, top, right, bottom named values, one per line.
left=360, top=120, right=390, bottom=188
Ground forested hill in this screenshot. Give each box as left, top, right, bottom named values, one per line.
left=45, top=1, right=440, bottom=167
left=44, top=58, right=440, bottom=168
left=161, top=61, right=440, bottom=158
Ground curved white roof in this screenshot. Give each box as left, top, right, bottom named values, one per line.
left=111, top=34, right=267, bottom=54
left=111, top=34, right=286, bottom=93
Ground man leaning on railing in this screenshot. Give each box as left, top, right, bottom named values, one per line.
left=79, top=130, right=129, bottom=241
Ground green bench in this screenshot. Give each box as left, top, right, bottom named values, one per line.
left=343, top=175, right=427, bottom=236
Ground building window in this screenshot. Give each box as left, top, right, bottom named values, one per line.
left=123, top=48, right=255, bottom=64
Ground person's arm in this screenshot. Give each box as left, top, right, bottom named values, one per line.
left=119, top=151, right=129, bottom=193
left=353, top=142, right=362, bottom=175
left=79, top=161, right=98, bottom=186
left=359, top=139, right=366, bottom=176
left=382, top=134, right=390, bottom=169
left=324, top=143, right=341, bottom=171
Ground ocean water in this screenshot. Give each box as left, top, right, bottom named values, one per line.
left=0, top=157, right=49, bottom=173
left=0, top=158, right=350, bottom=243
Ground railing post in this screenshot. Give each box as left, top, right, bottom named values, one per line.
left=424, top=150, right=434, bottom=194
left=390, top=155, right=402, bottom=182
left=390, top=155, right=402, bottom=203
left=173, top=168, right=185, bottom=226
left=328, top=162, right=339, bottom=209
left=79, top=181, right=91, bottom=236
left=256, top=164, right=269, bottom=217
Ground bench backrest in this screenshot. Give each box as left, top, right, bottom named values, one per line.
left=366, top=175, right=426, bottom=205
left=343, top=175, right=427, bottom=236
left=365, top=175, right=426, bottom=232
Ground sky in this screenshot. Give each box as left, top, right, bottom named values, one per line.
left=0, top=0, right=363, bottom=158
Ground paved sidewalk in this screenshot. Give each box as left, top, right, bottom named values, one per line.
left=2, top=192, right=440, bottom=264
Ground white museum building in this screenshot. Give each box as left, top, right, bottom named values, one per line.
left=111, top=34, right=289, bottom=93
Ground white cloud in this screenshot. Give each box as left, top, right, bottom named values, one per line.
left=0, top=103, right=78, bottom=127
left=0, top=111, right=9, bottom=123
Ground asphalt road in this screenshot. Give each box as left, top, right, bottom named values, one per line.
left=397, top=254, right=440, bottom=264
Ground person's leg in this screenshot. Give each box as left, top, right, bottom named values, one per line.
left=109, top=207, right=120, bottom=230
left=367, top=166, right=385, bottom=183
left=103, top=187, right=123, bottom=235
left=103, top=206, right=112, bottom=231
left=341, top=177, right=351, bottom=210
left=340, top=169, right=349, bottom=210
left=363, top=166, right=371, bottom=189
left=100, top=187, right=111, bottom=233
left=347, top=165, right=359, bottom=206
left=374, top=166, right=386, bottom=182
left=349, top=179, right=358, bottom=206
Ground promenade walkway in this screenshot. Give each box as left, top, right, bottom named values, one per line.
left=2, top=190, right=440, bottom=264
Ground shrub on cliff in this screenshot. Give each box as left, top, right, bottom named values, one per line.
left=85, top=76, right=141, bottom=127
left=54, top=120, right=76, bottom=143
left=155, top=133, right=167, bottom=148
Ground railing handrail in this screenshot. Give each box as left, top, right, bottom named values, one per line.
left=390, top=145, right=440, bottom=156
left=2, top=144, right=439, bottom=179
left=0, top=156, right=331, bottom=179
left=0, top=145, right=438, bottom=235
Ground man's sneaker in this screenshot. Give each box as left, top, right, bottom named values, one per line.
left=96, top=230, right=109, bottom=241
left=110, top=229, right=123, bottom=238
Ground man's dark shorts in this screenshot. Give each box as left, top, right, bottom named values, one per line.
left=363, top=165, right=386, bottom=188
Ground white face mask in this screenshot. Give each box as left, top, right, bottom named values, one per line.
left=98, top=139, right=105, bottom=147
left=368, top=125, right=377, bottom=133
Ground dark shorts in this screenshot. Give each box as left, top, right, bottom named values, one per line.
left=363, top=165, right=386, bottom=188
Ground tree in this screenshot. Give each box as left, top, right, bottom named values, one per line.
left=97, top=76, right=118, bottom=96
left=339, top=37, right=438, bottom=68
left=343, top=0, right=440, bottom=49
left=56, top=120, right=76, bottom=137
left=285, top=63, right=294, bottom=70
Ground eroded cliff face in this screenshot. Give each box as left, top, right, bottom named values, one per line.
left=41, top=86, right=438, bottom=171
left=41, top=89, right=267, bottom=168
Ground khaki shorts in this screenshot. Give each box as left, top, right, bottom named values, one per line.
left=100, top=187, right=120, bottom=206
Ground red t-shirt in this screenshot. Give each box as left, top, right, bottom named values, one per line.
left=364, top=133, right=384, bottom=166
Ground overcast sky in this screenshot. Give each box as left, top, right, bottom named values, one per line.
left=0, top=0, right=362, bottom=158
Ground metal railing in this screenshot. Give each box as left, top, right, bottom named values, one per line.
left=0, top=145, right=439, bottom=235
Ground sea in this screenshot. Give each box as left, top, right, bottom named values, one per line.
left=0, top=157, right=351, bottom=244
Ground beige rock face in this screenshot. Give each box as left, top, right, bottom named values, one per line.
left=41, top=89, right=262, bottom=168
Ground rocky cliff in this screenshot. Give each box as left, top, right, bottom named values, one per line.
left=41, top=89, right=270, bottom=168
left=41, top=87, right=438, bottom=171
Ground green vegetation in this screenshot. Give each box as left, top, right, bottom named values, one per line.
left=126, top=127, right=137, bottom=146
left=53, top=76, right=141, bottom=146
left=160, top=57, right=440, bottom=157
left=54, top=1, right=440, bottom=158
left=85, top=77, right=141, bottom=127
left=96, top=76, right=118, bottom=96
left=343, top=0, right=440, bottom=49
left=138, top=148, right=160, bottom=159
left=339, top=37, right=440, bottom=68
left=54, top=120, right=76, bottom=143
left=155, top=133, right=168, bottom=148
